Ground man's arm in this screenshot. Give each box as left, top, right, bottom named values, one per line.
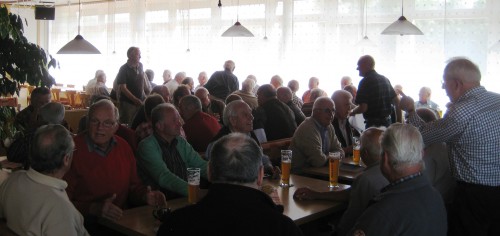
left=295, top=125, right=328, bottom=167
left=350, top=103, right=367, bottom=115
left=119, top=84, right=142, bottom=105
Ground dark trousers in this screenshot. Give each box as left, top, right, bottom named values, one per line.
left=365, top=116, right=391, bottom=129
left=448, top=181, right=500, bottom=236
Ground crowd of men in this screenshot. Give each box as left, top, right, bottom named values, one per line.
left=1, top=48, right=498, bottom=236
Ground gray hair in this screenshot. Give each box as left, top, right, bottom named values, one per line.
left=416, top=108, right=438, bottom=123
left=242, top=78, right=256, bottom=93
left=381, top=123, right=424, bottom=173
left=310, top=88, right=326, bottom=102
left=30, top=124, right=74, bottom=174
left=360, top=127, right=384, bottom=165
left=39, top=102, right=65, bottom=125
left=87, top=99, right=119, bottom=125
left=151, top=103, right=178, bottom=128
left=444, top=57, right=481, bottom=83
left=223, top=100, right=246, bottom=127
left=209, top=133, right=262, bottom=184
left=180, top=95, right=202, bottom=112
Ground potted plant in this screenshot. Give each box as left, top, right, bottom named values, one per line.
left=0, top=4, right=54, bottom=150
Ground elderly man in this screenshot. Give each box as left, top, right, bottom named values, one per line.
left=331, top=90, right=357, bottom=155
left=350, top=124, right=447, bottom=235
left=87, top=70, right=110, bottom=101
left=415, top=86, right=441, bottom=117
left=301, top=88, right=326, bottom=117
left=136, top=104, right=208, bottom=199
left=232, top=77, right=258, bottom=109
left=0, top=125, right=89, bottom=236
left=350, top=55, right=398, bottom=128
left=15, top=86, right=51, bottom=131
left=256, top=84, right=297, bottom=141
left=157, top=133, right=303, bottom=236
left=302, top=77, right=320, bottom=103
left=131, top=85, right=171, bottom=130
left=179, top=95, right=221, bottom=152
left=64, top=100, right=165, bottom=235
left=290, top=97, right=344, bottom=173
left=294, top=127, right=388, bottom=236
left=195, top=87, right=225, bottom=124
left=204, top=60, right=239, bottom=100
left=340, top=76, right=352, bottom=89
left=400, top=58, right=500, bottom=235
left=287, top=79, right=303, bottom=109
left=162, top=70, right=172, bottom=85
left=116, top=46, right=151, bottom=124
left=165, top=72, right=186, bottom=98
left=145, top=69, right=156, bottom=87
left=270, top=75, right=283, bottom=89
left=85, top=70, right=103, bottom=92
left=277, top=86, right=305, bottom=126
left=195, top=71, right=208, bottom=90
left=135, top=94, right=165, bottom=141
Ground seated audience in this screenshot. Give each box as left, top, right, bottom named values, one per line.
left=157, top=133, right=303, bottom=236
left=64, top=100, right=166, bottom=235
left=331, top=90, right=358, bottom=155
left=162, top=70, right=172, bottom=85
left=301, top=88, right=327, bottom=117
left=302, top=77, right=319, bottom=103
left=256, top=84, right=297, bottom=141
left=131, top=84, right=171, bottom=130
left=179, top=95, right=221, bottom=152
left=86, top=70, right=110, bottom=101
left=165, top=72, right=186, bottom=99
left=247, top=74, right=260, bottom=95
left=181, top=77, right=195, bottom=94
left=415, top=86, right=441, bottom=117
left=277, top=86, right=305, bottom=126
left=294, top=127, right=388, bottom=236
left=0, top=124, right=89, bottom=236
left=231, top=78, right=258, bottom=109
left=349, top=124, right=447, bottom=235
left=15, top=86, right=51, bottom=131
left=287, top=79, right=303, bottom=109
left=290, top=97, right=343, bottom=173
left=270, top=75, right=283, bottom=89
left=135, top=94, right=165, bottom=141
left=172, top=84, right=191, bottom=108
left=136, top=104, right=208, bottom=199
left=195, top=87, right=225, bottom=124
left=195, top=71, right=208, bottom=90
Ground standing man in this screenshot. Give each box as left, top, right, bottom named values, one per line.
left=116, top=46, right=151, bottom=124
left=0, top=125, right=89, bottom=236
left=204, top=60, right=239, bottom=100
left=400, top=58, right=500, bottom=236
left=350, top=55, right=398, bottom=128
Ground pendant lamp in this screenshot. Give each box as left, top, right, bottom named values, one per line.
left=356, top=0, right=375, bottom=47
left=381, top=0, right=423, bottom=36
left=57, top=0, right=100, bottom=54
left=221, top=0, right=254, bottom=37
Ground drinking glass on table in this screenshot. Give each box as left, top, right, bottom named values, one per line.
left=280, top=150, right=293, bottom=187
left=328, top=151, right=342, bottom=188
left=187, top=168, right=200, bottom=204
left=352, top=136, right=361, bottom=165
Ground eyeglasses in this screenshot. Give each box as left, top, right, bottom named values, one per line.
left=89, top=118, right=116, bottom=128
left=314, top=108, right=335, bottom=114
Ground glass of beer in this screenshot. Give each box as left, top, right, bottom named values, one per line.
left=187, top=168, right=200, bottom=204
left=328, top=151, right=341, bottom=188
left=280, top=150, right=293, bottom=187
left=353, top=137, right=361, bottom=165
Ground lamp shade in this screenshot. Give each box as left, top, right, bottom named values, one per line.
left=57, top=35, right=101, bottom=54
left=221, top=21, right=254, bottom=37
left=381, top=16, right=423, bottom=36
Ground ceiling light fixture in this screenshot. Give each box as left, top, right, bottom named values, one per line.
left=356, top=0, right=375, bottom=47
left=221, top=0, right=254, bottom=37
left=381, top=0, right=423, bottom=36
left=57, top=0, right=101, bottom=54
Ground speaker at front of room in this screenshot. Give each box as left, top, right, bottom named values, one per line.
left=35, top=7, right=55, bottom=20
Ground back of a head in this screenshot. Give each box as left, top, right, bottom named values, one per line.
left=225, top=94, right=242, bottom=105
left=145, top=69, right=155, bottom=81
left=174, top=72, right=186, bottom=82
left=182, top=77, right=194, bottom=86
left=416, top=108, right=438, bottom=123
left=39, top=102, right=65, bottom=125
left=223, top=100, right=246, bottom=127
left=277, top=87, right=292, bottom=103
left=180, top=95, right=202, bottom=112
left=94, top=70, right=104, bottom=79
left=444, top=57, right=481, bottom=84
left=145, top=94, right=165, bottom=120
left=246, top=74, right=257, bottom=82
left=151, top=85, right=170, bottom=102
left=331, top=90, right=352, bottom=104
left=310, top=88, right=326, bottom=102
left=31, top=124, right=74, bottom=174
left=360, top=127, right=384, bottom=165
left=340, top=76, right=352, bottom=88
left=173, top=85, right=191, bottom=106
left=270, top=75, right=283, bottom=88
left=224, top=60, right=235, bottom=72
left=31, top=87, right=50, bottom=100
left=381, top=123, right=423, bottom=173
left=257, top=84, right=277, bottom=99
left=242, top=78, right=256, bottom=93
left=209, top=133, right=262, bottom=184
left=343, top=85, right=357, bottom=97
left=287, top=80, right=299, bottom=92
left=151, top=103, right=177, bottom=128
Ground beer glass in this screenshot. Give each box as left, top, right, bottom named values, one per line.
left=328, top=151, right=341, bottom=188
left=280, top=150, right=293, bottom=187
left=187, top=168, right=200, bottom=204
left=353, top=137, right=361, bottom=165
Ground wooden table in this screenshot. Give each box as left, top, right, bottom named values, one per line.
left=301, top=158, right=365, bottom=184
left=100, top=175, right=349, bottom=236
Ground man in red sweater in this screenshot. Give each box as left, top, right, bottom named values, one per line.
left=64, top=99, right=166, bottom=235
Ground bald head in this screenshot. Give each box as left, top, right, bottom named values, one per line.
left=256, top=84, right=276, bottom=106
left=270, top=75, right=283, bottom=89
left=308, top=77, right=319, bottom=89
left=277, top=87, right=293, bottom=103
left=340, top=76, right=352, bottom=89
left=151, top=85, right=171, bottom=103
left=357, top=55, right=375, bottom=77
left=310, top=88, right=326, bottom=102
left=224, top=60, right=236, bottom=72
left=360, top=127, right=384, bottom=166
left=287, top=80, right=299, bottom=92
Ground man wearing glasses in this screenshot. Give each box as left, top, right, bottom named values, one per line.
left=64, top=100, right=166, bottom=235
left=290, top=97, right=344, bottom=173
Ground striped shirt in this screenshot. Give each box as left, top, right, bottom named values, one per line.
left=407, top=86, right=500, bottom=186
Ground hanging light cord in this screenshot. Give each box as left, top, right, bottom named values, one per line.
left=78, top=0, right=81, bottom=35
left=401, top=0, right=404, bottom=16
left=364, top=0, right=368, bottom=36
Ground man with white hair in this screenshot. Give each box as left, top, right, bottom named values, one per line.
left=287, top=79, right=303, bottom=109
left=205, top=60, right=239, bottom=100
left=415, top=86, right=441, bottom=117
left=165, top=71, right=186, bottom=98
left=195, top=71, right=208, bottom=90
left=87, top=71, right=110, bottom=101
left=232, top=78, right=258, bottom=109
left=340, top=76, right=352, bottom=89
left=162, top=70, right=172, bottom=85
left=302, top=77, right=320, bottom=103
left=270, top=75, right=283, bottom=89
left=400, top=58, right=500, bottom=235
left=350, top=124, right=447, bottom=235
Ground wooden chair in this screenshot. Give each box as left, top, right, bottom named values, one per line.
left=65, top=90, right=77, bottom=108
left=78, top=92, right=91, bottom=108
left=27, top=85, right=35, bottom=105
left=261, top=138, right=292, bottom=166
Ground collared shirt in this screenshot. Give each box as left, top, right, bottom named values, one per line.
left=313, top=119, right=330, bottom=155
left=408, top=86, right=500, bottom=186
left=85, top=134, right=117, bottom=157
left=355, top=70, right=396, bottom=119
left=337, top=119, right=349, bottom=143
left=381, top=172, right=422, bottom=193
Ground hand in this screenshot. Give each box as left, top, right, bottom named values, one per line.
left=399, top=96, right=415, bottom=112
left=145, top=186, right=167, bottom=208
left=90, top=193, right=123, bottom=220
left=271, top=166, right=281, bottom=180
left=293, top=187, right=320, bottom=200
left=134, top=98, right=143, bottom=106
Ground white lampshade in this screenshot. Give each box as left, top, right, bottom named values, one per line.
left=57, top=35, right=101, bottom=54
left=356, top=36, right=376, bottom=47
left=221, top=21, right=254, bottom=37
left=381, top=16, right=423, bottom=36
left=490, top=40, right=500, bottom=52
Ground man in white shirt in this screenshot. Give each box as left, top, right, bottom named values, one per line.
left=0, top=124, right=89, bottom=236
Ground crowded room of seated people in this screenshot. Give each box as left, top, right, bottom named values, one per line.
left=1, top=49, right=499, bottom=236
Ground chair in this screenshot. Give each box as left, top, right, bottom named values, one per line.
left=27, top=85, right=35, bottom=105
left=78, top=92, right=91, bottom=108
left=65, top=90, right=77, bottom=108
left=261, top=138, right=292, bottom=166
left=51, top=88, right=69, bottom=106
